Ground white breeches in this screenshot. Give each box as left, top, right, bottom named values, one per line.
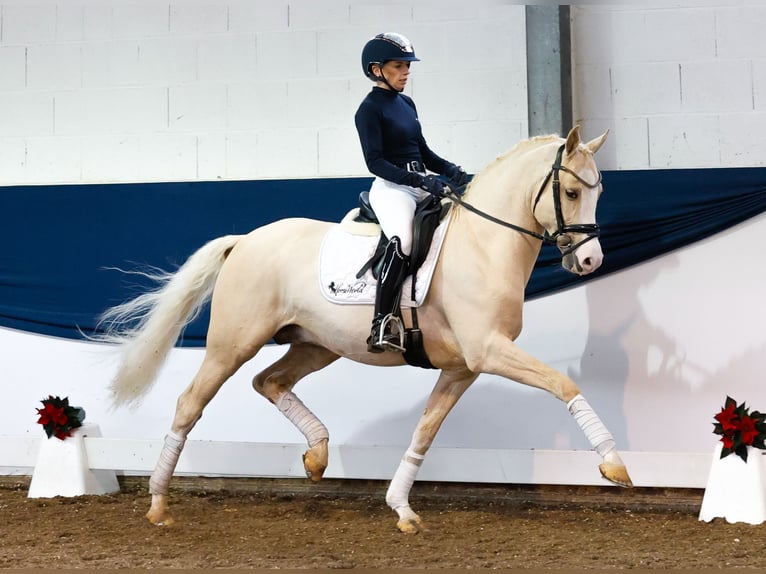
left=368, top=177, right=429, bottom=256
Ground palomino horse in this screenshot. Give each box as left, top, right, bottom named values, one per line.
left=100, top=126, right=632, bottom=533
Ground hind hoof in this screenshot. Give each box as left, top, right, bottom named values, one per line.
left=396, top=516, right=425, bottom=534
left=302, top=439, right=329, bottom=482
left=599, top=462, right=633, bottom=487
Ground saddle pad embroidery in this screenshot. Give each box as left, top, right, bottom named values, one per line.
left=318, top=208, right=452, bottom=307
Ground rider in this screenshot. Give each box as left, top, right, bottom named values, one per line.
left=355, top=32, right=468, bottom=354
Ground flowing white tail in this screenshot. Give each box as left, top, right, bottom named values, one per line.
left=98, top=235, right=242, bottom=408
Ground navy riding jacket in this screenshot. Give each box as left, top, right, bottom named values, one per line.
left=354, top=87, right=451, bottom=188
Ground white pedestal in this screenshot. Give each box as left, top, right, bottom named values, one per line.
left=699, top=443, right=766, bottom=525
left=28, top=423, right=120, bottom=498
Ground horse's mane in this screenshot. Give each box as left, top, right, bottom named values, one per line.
left=463, top=134, right=562, bottom=195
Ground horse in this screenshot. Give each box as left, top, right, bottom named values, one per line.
left=99, top=125, right=632, bottom=533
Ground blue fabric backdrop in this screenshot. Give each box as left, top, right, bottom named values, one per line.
left=2, top=167, right=765, bottom=346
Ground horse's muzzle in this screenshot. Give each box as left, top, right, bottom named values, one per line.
left=561, top=238, right=603, bottom=275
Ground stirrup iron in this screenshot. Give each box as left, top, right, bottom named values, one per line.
left=372, top=313, right=406, bottom=353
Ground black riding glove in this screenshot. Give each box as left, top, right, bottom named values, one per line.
left=420, top=175, right=448, bottom=198
left=444, top=164, right=468, bottom=187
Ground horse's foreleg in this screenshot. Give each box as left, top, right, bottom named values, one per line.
left=387, top=369, right=478, bottom=533
left=471, top=337, right=633, bottom=488
left=253, top=343, right=340, bottom=481
left=146, top=352, right=245, bottom=526
left=567, top=393, right=632, bottom=486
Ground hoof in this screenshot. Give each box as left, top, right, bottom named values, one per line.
left=396, top=516, right=425, bottom=534
left=146, top=494, right=174, bottom=526
left=146, top=510, right=175, bottom=526
left=599, top=462, right=633, bottom=487
left=302, top=439, right=329, bottom=483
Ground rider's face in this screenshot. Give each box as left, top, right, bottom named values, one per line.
left=375, top=60, right=411, bottom=91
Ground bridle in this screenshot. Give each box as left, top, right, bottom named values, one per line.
left=446, top=144, right=602, bottom=256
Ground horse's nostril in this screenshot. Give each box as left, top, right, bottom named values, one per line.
left=582, top=257, right=592, bottom=269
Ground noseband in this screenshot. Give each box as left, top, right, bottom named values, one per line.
left=447, top=144, right=602, bottom=256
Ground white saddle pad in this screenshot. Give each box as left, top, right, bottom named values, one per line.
left=318, top=207, right=452, bottom=306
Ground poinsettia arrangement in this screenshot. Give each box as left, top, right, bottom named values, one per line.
left=35, top=395, right=86, bottom=440
left=712, top=396, right=766, bottom=462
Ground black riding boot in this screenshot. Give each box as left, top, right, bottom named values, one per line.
left=367, top=236, right=410, bottom=353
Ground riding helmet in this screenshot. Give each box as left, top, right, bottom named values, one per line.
left=361, top=32, right=420, bottom=80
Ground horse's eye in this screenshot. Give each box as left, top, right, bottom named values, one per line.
left=565, top=189, right=579, bottom=200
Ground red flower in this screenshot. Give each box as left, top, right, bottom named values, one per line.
left=54, top=427, right=72, bottom=440
left=739, top=415, right=759, bottom=446
left=36, top=403, right=68, bottom=427
left=714, top=402, right=739, bottom=432
left=721, top=431, right=735, bottom=450
left=35, top=395, right=85, bottom=441
left=712, top=397, right=766, bottom=462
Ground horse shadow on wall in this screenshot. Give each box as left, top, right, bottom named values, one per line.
left=342, top=249, right=713, bottom=463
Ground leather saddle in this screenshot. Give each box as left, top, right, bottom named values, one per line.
left=354, top=191, right=450, bottom=285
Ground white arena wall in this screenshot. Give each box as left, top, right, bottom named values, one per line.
left=3, top=1, right=766, bottom=489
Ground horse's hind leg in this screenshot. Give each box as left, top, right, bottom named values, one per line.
left=146, top=344, right=255, bottom=526
left=386, top=368, right=479, bottom=533
left=253, top=343, right=340, bottom=482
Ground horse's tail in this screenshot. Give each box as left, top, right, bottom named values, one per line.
left=97, top=234, right=243, bottom=409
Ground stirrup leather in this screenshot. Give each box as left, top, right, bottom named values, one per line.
left=370, top=313, right=405, bottom=353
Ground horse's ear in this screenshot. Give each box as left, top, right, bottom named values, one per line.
left=564, top=125, right=582, bottom=155
left=585, top=129, right=609, bottom=155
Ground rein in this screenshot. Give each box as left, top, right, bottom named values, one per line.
left=446, top=144, right=602, bottom=256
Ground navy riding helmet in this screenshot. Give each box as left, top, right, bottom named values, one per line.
left=361, top=32, right=420, bottom=80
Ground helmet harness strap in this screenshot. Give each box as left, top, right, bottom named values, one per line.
left=372, top=62, right=405, bottom=93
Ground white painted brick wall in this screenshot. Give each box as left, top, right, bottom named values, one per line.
left=198, top=34, right=256, bottom=82
left=720, top=113, right=766, bottom=165
left=0, top=0, right=527, bottom=184
left=2, top=2, right=761, bottom=184
left=753, top=60, right=766, bottom=110
left=572, top=4, right=766, bottom=169
left=0, top=137, right=25, bottom=181
left=0, top=92, right=53, bottom=136
left=257, top=30, right=318, bottom=79
left=288, top=0, right=350, bottom=30
left=0, top=46, right=25, bottom=90
left=27, top=44, right=82, bottom=90
left=81, top=135, right=140, bottom=182
left=716, top=5, right=766, bottom=59
left=111, top=4, right=169, bottom=39
left=25, top=136, right=81, bottom=183
left=169, top=84, right=227, bottom=132
left=53, top=88, right=167, bottom=135
left=228, top=1, right=289, bottom=33
left=169, top=4, right=229, bottom=35
left=82, top=5, right=115, bottom=41
left=197, top=133, right=227, bottom=180
left=224, top=131, right=258, bottom=180
left=137, top=133, right=199, bottom=181
left=226, top=81, right=288, bottom=130
left=1, top=4, right=56, bottom=44
left=681, top=60, right=752, bottom=114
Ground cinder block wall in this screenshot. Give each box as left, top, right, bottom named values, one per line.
left=571, top=4, right=766, bottom=170
left=0, top=1, right=527, bottom=184
left=3, top=2, right=762, bottom=184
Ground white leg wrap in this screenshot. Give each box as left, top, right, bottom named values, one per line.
left=385, top=449, right=423, bottom=511
left=149, top=430, right=186, bottom=496
left=567, top=394, right=616, bottom=457
left=275, top=391, right=329, bottom=448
